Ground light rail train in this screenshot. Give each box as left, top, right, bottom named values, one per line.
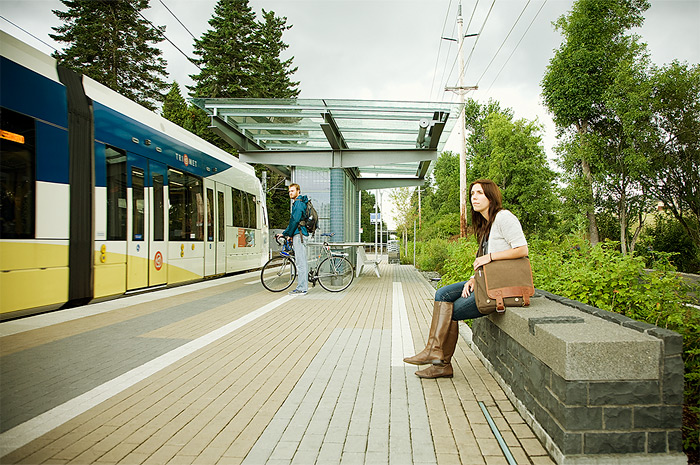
left=0, top=31, right=269, bottom=320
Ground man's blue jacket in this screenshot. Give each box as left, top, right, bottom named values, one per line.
left=282, top=195, right=309, bottom=237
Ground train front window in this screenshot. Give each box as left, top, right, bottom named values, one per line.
left=1, top=107, right=36, bottom=239
left=168, top=168, right=203, bottom=241
left=106, top=147, right=127, bottom=240
left=131, top=167, right=144, bottom=241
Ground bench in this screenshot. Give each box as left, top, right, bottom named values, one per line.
left=356, top=247, right=381, bottom=277
left=468, top=290, right=685, bottom=464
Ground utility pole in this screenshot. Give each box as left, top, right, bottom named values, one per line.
left=444, top=1, right=478, bottom=238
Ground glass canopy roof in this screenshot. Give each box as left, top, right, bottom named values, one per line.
left=191, top=98, right=464, bottom=188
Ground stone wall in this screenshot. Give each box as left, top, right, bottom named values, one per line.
left=469, top=290, right=686, bottom=465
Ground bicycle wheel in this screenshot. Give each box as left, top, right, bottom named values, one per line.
left=317, top=256, right=354, bottom=292
left=261, top=256, right=297, bottom=292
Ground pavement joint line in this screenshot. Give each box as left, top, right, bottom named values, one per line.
left=0, top=270, right=262, bottom=337
left=391, top=282, right=414, bottom=367
left=0, top=294, right=294, bottom=458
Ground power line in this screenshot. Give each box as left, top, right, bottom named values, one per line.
left=460, top=0, right=497, bottom=82
left=127, top=2, right=201, bottom=71
left=483, top=0, right=549, bottom=95
left=0, top=15, right=58, bottom=52
left=159, top=0, right=196, bottom=40
left=428, top=0, right=452, bottom=100
left=475, top=0, right=532, bottom=85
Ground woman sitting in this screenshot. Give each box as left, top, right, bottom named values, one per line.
left=404, top=179, right=529, bottom=379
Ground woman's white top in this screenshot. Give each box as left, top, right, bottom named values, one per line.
left=486, top=210, right=527, bottom=254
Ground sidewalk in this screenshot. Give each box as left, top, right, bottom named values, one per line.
left=0, top=262, right=554, bottom=465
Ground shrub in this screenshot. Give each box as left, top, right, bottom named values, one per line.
left=636, top=214, right=700, bottom=274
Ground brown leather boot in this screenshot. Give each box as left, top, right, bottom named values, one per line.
left=415, top=319, right=459, bottom=379
left=403, top=300, right=441, bottom=365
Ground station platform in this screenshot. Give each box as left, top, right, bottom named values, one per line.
left=0, top=261, right=555, bottom=465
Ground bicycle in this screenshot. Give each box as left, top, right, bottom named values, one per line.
left=261, top=233, right=355, bottom=292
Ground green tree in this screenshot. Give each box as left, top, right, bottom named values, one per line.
left=420, top=153, right=461, bottom=240
left=50, top=0, right=168, bottom=111
left=541, top=0, right=650, bottom=245
left=162, top=82, right=190, bottom=127
left=188, top=0, right=300, bottom=229
left=188, top=0, right=259, bottom=98
left=254, top=9, right=300, bottom=98
left=640, top=61, right=700, bottom=248
left=590, top=50, right=654, bottom=254
left=481, top=114, right=560, bottom=236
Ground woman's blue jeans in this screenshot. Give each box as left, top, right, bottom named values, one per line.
left=435, top=281, right=485, bottom=321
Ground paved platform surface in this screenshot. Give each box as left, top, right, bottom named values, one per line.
left=0, top=261, right=555, bottom=465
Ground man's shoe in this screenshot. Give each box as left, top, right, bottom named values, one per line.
left=288, top=289, right=307, bottom=295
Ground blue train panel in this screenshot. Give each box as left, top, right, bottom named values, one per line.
left=91, top=101, right=233, bottom=182
left=35, top=122, right=69, bottom=184
left=0, top=57, right=68, bottom=129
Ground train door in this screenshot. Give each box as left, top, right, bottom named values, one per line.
left=126, top=154, right=149, bottom=290
left=216, top=184, right=227, bottom=274
left=149, top=161, right=167, bottom=286
left=204, top=179, right=216, bottom=276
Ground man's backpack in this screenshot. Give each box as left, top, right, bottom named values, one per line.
left=299, top=199, right=318, bottom=236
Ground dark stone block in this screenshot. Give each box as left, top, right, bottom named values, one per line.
left=517, top=383, right=536, bottom=413
left=596, top=310, right=632, bottom=327
left=621, top=319, right=657, bottom=334
left=648, top=431, right=668, bottom=453
left=583, top=432, right=646, bottom=454
left=550, top=373, right=588, bottom=406
left=603, top=407, right=633, bottom=430
left=648, top=327, right=683, bottom=356
left=589, top=381, right=660, bottom=406
left=561, top=433, right=584, bottom=455
left=667, top=430, right=683, bottom=453
left=634, top=405, right=682, bottom=429
left=562, top=406, right=603, bottom=431
left=538, top=289, right=562, bottom=302
left=528, top=316, right=585, bottom=335
left=662, top=355, right=685, bottom=405
left=527, top=357, right=550, bottom=392
left=540, top=386, right=564, bottom=419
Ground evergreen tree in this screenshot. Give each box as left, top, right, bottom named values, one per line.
left=187, top=0, right=300, bottom=228
left=50, top=0, right=169, bottom=111
left=188, top=0, right=259, bottom=98
left=254, top=9, right=300, bottom=98
left=162, top=82, right=190, bottom=127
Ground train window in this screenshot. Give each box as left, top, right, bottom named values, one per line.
left=206, top=188, right=214, bottom=242
left=248, top=194, right=257, bottom=229
left=131, top=167, right=144, bottom=241
left=168, top=168, right=203, bottom=241
left=106, top=147, right=127, bottom=240
left=152, top=173, right=164, bottom=241
left=1, top=107, right=35, bottom=239
left=218, top=191, right=225, bottom=241
left=232, top=187, right=244, bottom=228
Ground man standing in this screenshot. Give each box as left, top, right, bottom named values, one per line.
left=277, top=183, right=309, bottom=295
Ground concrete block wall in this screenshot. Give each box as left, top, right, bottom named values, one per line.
left=469, top=290, right=686, bottom=465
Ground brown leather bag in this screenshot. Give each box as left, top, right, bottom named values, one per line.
left=474, top=257, right=535, bottom=314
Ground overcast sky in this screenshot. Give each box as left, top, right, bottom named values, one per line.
left=2, top=0, right=698, bottom=225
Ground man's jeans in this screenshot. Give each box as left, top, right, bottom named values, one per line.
left=435, top=281, right=485, bottom=321
left=293, top=234, right=308, bottom=291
